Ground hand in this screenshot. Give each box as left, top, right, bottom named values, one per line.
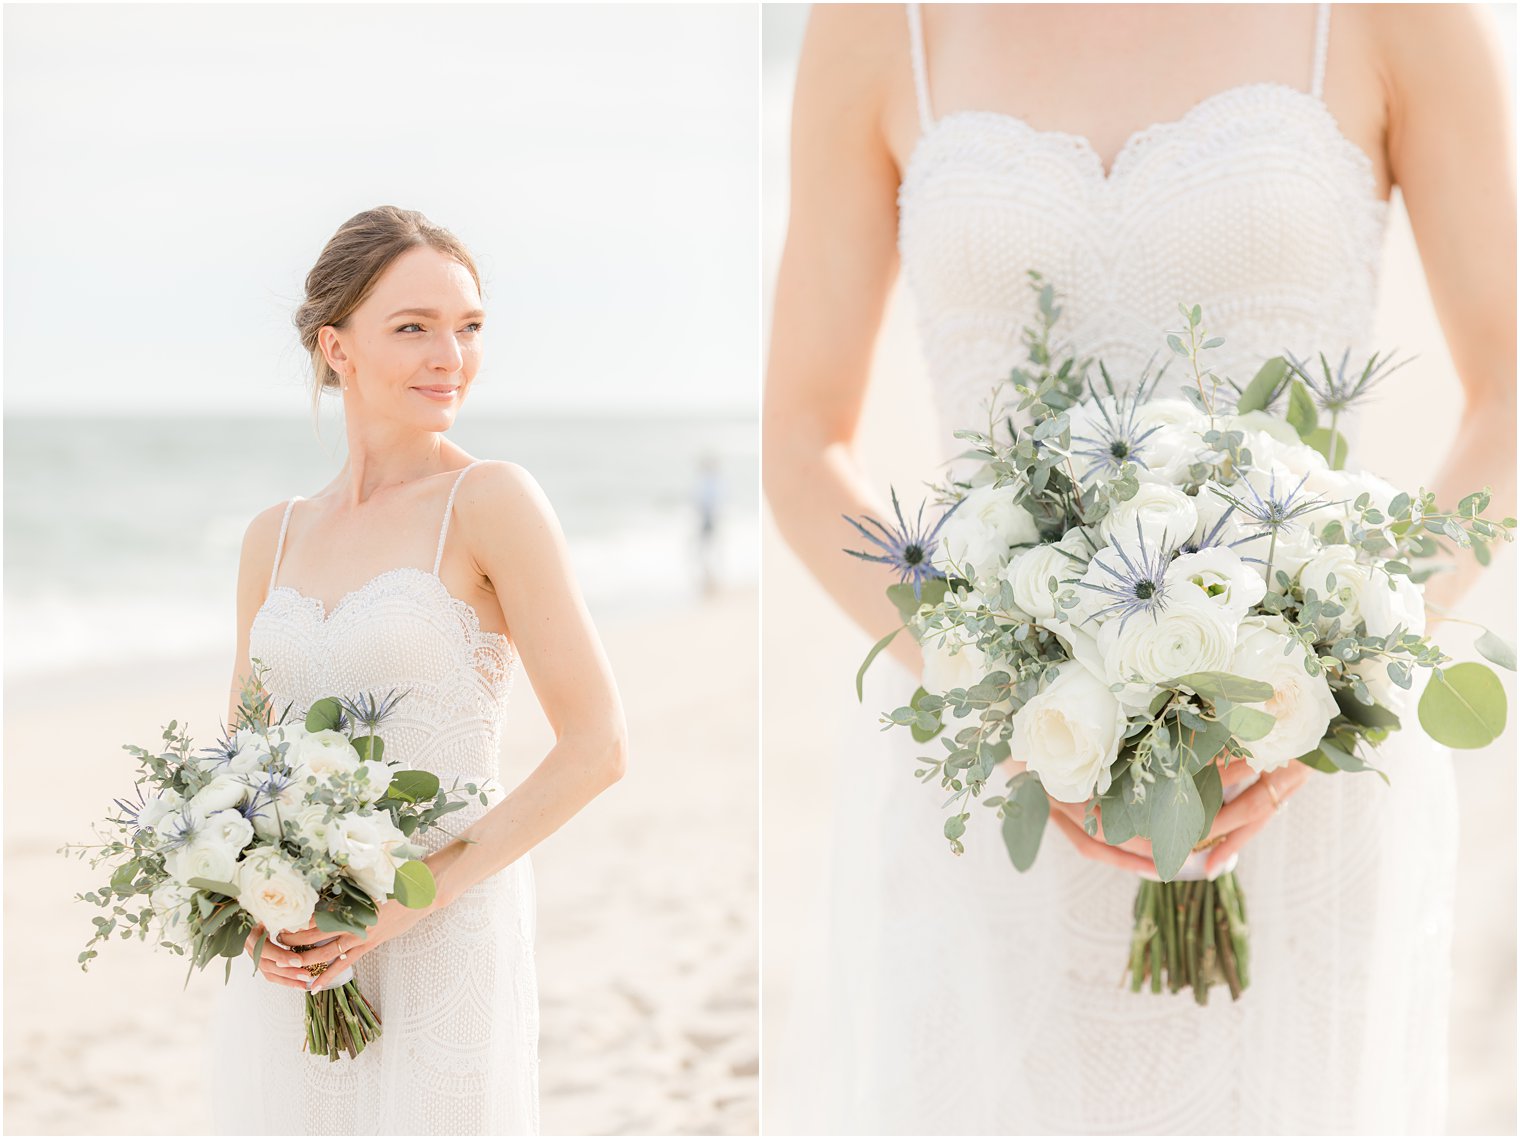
left=242, top=921, right=326, bottom=991
left=1202, top=760, right=1311, bottom=875
left=278, top=897, right=438, bottom=991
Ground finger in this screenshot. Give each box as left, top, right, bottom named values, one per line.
left=1050, top=810, right=1153, bottom=875
left=276, top=926, right=323, bottom=948
left=1218, top=759, right=1259, bottom=789
left=259, top=957, right=321, bottom=989
left=291, top=933, right=358, bottom=971
left=1206, top=812, right=1270, bottom=876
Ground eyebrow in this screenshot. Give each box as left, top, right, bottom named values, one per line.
left=385, top=307, right=486, bottom=321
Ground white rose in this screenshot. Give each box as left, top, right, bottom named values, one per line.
left=147, top=879, right=196, bottom=948
left=198, top=809, right=255, bottom=855
left=1361, top=564, right=1426, bottom=640
left=1009, top=661, right=1127, bottom=803
left=935, top=484, right=1040, bottom=581
left=291, top=804, right=336, bottom=850
left=236, top=848, right=319, bottom=937
left=1099, top=605, right=1238, bottom=715
left=1298, top=545, right=1374, bottom=633
left=327, top=811, right=408, bottom=871
left=1228, top=616, right=1339, bottom=773
left=1100, top=483, right=1199, bottom=550
left=164, top=835, right=240, bottom=888
left=1000, top=544, right=1082, bottom=622
left=284, top=728, right=363, bottom=783
left=348, top=855, right=399, bottom=907
left=186, top=773, right=253, bottom=824
left=1164, top=546, right=1266, bottom=623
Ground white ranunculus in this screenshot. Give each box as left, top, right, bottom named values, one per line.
left=1346, top=656, right=1414, bottom=715
left=1000, top=544, right=1082, bottom=622
left=1009, top=661, right=1127, bottom=803
left=186, top=773, right=253, bottom=823
left=1224, top=410, right=1303, bottom=448
left=291, top=804, right=336, bottom=850
left=1298, top=545, right=1373, bottom=633
left=221, top=727, right=276, bottom=775
left=164, top=835, right=241, bottom=888
left=147, top=879, right=196, bottom=948
left=1228, top=616, right=1339, bottom=773
left=1192, top=480, right=1319, bottom=586
left=1100, top=483, right=1199, bottom=551
left=198, top=809, right=255, bottom=855
left=1242, top=429, right=1329, bottom=479
left=920, top=636, right=993, bottom=697
left=285, top=729, right=362, bottom=784
left=1132, top=398, right=1211, bottom=484
left=248, top=773, right=310, bottom=843
left=136, top=788, right=183, bottom=833
left=935, top=483, right=1040, bottom=581
left=1361, top=564, right=1426, bottom=639
left=237, top=848, right=318, bottom=937
left=1098, top=605, right=1239, bottom=715
left=1164, top=546, right=1266, bottom=622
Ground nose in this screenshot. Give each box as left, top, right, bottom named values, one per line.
left=430, top=330, right=465, bottom=373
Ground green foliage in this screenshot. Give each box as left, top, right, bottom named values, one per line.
left=999, top=772, right=1049, bottom=872
left=1285, top=379, right=1318, bottom=438
left=1418, top=662, right=1508, bottom=748
left=856, top=627, right=901, bottom=702
left=1171, top=672, right=1276, bottom=704
left=1475, top=629, right=1518, bottom=672
left=305, top=697, right=343, bottom=733
left=1148, top=770, right=1206, bottom=882
left=383, top=770, right=442, bottom=804
left=1235, top=356, right=1289, bottom=414
left=392, top=860, right=438, bottom=909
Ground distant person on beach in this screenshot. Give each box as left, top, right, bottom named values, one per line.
left=696, top=453, right=722, bottom=596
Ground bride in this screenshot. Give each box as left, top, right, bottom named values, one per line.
left=764, top=4, right=1514, bottom=1133
left=215, top=205, right=627, bottom=1134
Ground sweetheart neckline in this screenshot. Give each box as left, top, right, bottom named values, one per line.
left=901, top=80, right=1389, bottom=209
left=256, top=566, right=513, bottom=652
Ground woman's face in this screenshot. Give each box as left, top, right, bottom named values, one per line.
left=322, top=244, right=484, bottom=429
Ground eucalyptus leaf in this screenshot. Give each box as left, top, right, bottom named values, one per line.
left=352, top=734, right=385, bottom=764
left=1334, top=688, right=1402, bottom=730
left=1418, top=662, right=1508, bottom=748
left=1175, top=717, right=1234, bottom=774
left=1097, top=771, right=1136, bottom=846
left=1475, top=629, right=1518, bottom=672
left=887, top=580, right=948, bottom=624
left=1172, top=672, right=1276, bottom=704
left=187, top=877, right=242, bottom=898
left=1148, top=770, right=1206, bottom=883
left=1000, top=773, right=1050, bottom=872
left=305, top=697, right=343, bottom=733
left=1296, top=748, right=1341, bottom=775
left=1306, top=426, right=1349, bottom=469
left=385, top=769, right=442, bottom=803
left=393, top=860, right=438, bottom=909
left=1196, top=762, right=1224, bottom=836
left=314, top=908, right=371, bottom=937
left=1220, top=704, right=1276, bottom=742
left=1236, top=357, right=1287, bottom=414
left=856, top=628, right=901, bottom=702
left=1286, top=379, right=1318, bottom=439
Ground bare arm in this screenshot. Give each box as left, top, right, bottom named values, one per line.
left=1378, top=2, right=1517, bottom=621
left=423, top=462, right=627, bottom=910
left=228, top=503, right=286, bottom=729
left=762, top=5, right=924, bottom=675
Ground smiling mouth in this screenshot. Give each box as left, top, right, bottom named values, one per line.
left=413, top=385, right=460, bottom=400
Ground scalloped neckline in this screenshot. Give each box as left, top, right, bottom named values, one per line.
left=903, top=81, right=1389, bottom=208
left=258, top=565, right=513, bottom=653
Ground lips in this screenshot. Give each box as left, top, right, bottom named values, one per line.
left=413, top=385, right=460, bottom=402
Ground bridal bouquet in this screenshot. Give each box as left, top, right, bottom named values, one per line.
left=848, top=273, right=1515, bottom=1002
left=60, top=660, right=497, bottom=1060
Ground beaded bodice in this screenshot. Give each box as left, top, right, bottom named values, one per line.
left=898, top=2, right=1391, bottom=448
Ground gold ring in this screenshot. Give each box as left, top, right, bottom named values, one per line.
left=1264, top=779, right=1283, bottom=812
left=305, top=959, right=331, bottom=978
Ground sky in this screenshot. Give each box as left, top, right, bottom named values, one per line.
left=3, top=4, right=760, bottom=417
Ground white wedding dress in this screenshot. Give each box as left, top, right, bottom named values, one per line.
left=773, top=4, right=1458, bottom=1134
left=207, top=460, right=539, bottom=1135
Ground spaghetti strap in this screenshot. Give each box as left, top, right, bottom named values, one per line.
left=906, top=2, right=934, bottom=135
left=1310, top=2, right=1331, bottom=100
left=433, top=461, right=485, bottom=575
left=269, top=496, right=304, bottom=592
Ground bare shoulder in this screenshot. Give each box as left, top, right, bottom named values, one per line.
left=238, top=498, right=296, bottom=588
left=1362, top=3, right=1507, bottom=100
left=452, top=460, right=561, bottom=542
left=795, top=4, right=907, bottom=121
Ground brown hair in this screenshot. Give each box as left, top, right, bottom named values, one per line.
left=294, top=206, right=482, bottom=416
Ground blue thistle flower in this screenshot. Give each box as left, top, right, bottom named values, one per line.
left=1284, top=346, right=1412, bottom=415
left=241, top=769, right=295, bottom=832
left=1065, top=360, right=1168, bottom=483
left=843, top=488, right=961, bottom=599
left=1067, top=518, right=1179, bottom=632
left=338, top=689, right=409, bottom=734
left=155, top=805, right=199, bottom=854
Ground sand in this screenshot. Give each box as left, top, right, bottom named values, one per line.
left=4, top=587, right=758, bottom=1136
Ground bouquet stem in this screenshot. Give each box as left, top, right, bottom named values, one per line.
left=1125, top=872, right=1250, bottom=1003
left=297, top=936, right=382, bottom=1061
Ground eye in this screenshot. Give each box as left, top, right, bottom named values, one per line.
left=397, top=323, right=423, bottom=334
left=463, top=321, right=484, bottom=334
